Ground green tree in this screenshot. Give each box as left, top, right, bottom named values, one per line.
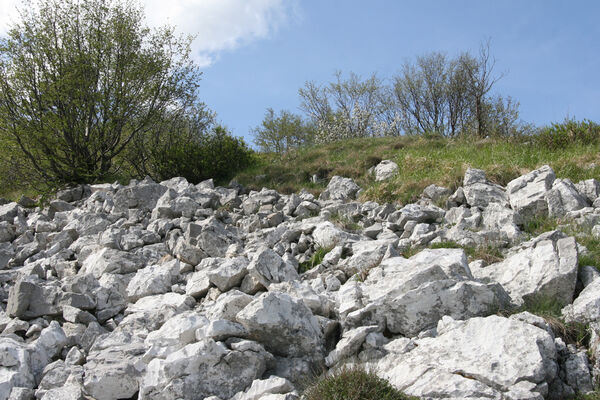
left=252, top=108, right=314, bottom=154
left=126, top=103, right=253, bottom=183
left=0, top=0, right=200, bottom=185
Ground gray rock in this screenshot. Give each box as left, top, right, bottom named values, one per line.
left=359, top=249, right=511, bottom=336
left=474, top=232, right=578, bottom=306
left=80, top=247, right=145, bottom=279
left=207, top=257, right=248, bottom=292
left=140, top=339, right=270, bottom=400
left=369, top=160, right=398, bottom=182
left=319, top=176, right=361, bottom=201
left=231, top=377, right=295, bottom=400
left=325, top=325, right=378, bottom=367
left=7, top=277, right=61, bottom=319
left=546, top=178, right=589, bottom=217
left=422, top=184, right=451, bottom=202
left=126, top=260, right=180, bottom=302
left=507, top=165, right=556, bottom=219
left=377, top=315, right=558, bottom=399
left=462, top=168, right=508, bottom=208
left=236, top=292, right=324, bottom=357
left=576, top=179, right=600, bottom=203
left=247, top=247, right=298, bottom=288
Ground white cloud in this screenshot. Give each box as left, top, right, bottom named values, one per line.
left=144, top=0, right=299, bottom=66
left=0, top=0, right=299, bottom=67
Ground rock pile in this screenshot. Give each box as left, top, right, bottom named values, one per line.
left=1, top=165, right=600, bottom=399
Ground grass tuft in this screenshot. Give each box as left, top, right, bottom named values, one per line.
left=303, top=365, right=419, bottom=400
left=299, top=246, right=332, bottom=273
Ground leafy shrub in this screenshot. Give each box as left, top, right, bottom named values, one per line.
left=303, top=366, right=418, bottom=400
left=127, top=108, right=254, bottom=184
left=0, top=0, right=201, bottom=186
left=535, top=118, right=600, bottom=150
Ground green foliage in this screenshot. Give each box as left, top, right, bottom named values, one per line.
left=303, top=366, right=418, bottom=400
left=252, top=108, right=315, bottom=154
left=535, top=118, right=600, bottom=150
left=329, top=212, right=361, bottom=232
left=0, top=0, right=200, bottom=186
left=507, top=294, right=590, bottom=347
left=299, top=247, right=332, bottom=273
left=126, top=106, right=253, bottom=184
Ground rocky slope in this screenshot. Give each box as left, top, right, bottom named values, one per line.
left=2, top=163, right=600, bottom=399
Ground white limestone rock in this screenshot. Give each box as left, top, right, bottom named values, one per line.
left=236, top=292, right=324, bottom=357
left=369, top=160, right=399, bottom=182
left=507, top=165, right=555, bottom=219
left=319, top=176, right=361, bottom=201
left=377, top=315, right=558, bottom=399
left=546, top=178, right=589, bottom=218
left=139, top=339, right=270, bottom=400
left=474, top=231, right=578, bottom=306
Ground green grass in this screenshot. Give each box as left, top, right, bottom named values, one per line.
left=502, top=294, right=590, bottom=348
left=329, top=212, right=362, bottom=232
left=298, top=246, right=332, bottom=273
left=303, top=366, right=419, bottom=400
left=233, top=135, right=600, bottom=205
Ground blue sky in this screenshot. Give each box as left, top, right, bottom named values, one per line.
left=199, top=1, right=600, bottom=142
left=1, top=0, right=598, bottom=143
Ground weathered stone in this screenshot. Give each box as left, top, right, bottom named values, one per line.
left=207, top=257, right=248, bottom=292
left=462, top=168, right=508, bottom=208
left=474, top=232, right=578, bottom=306
left=377, top=315, right=558, bottom=399
left=6, top=277, right=61, bottom=319
left=236, top=292, right=324, bottom=357
left=247, top=247, right=298, bottom=288
left=507, top=165, right=555, bottom=219
left=140, top=339, right=269, bottom=400
left=319, top=176, right=361, bottom=201
left=80, top=247, right=145, bottom=279
left=369, top=160, right=398, bottom=182
left=126, top=260, right=180, bottom=301
left=359, top=249, right=511, bottom=336
left=546, top=178, right=589, bottom=217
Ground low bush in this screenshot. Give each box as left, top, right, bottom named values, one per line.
left=303, top=366, right=418, bottom=400
left=535, top=118, right=600, bottom=150
left=128, top=114, right=254, bottom=184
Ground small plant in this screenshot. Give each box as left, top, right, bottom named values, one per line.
left=428, top=241, right=504, bottom=264
left=303, top=365, right=418, bottom=400
left=507, top=295, right=591, bottom=348
left=521, top=215, right=560, bottom=237
left=299, top=247, right=332, bottom=273
left=329, top=212, right=361, bottom=232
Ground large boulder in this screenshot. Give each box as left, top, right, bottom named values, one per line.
left=506, top=165, right=555, bottom=219
left=369, top=160, right=398, bottom=182
left=6, top=277, right=61, bottom=319
left=546, top=179, right=589, bottom=218
left=319, top=176, right=360, bottom=201
left=376, top=315, right=558, bottom=399
left=357, top=249, right=511, bottom=336
left=462, top=168, right=508, bottom=208
left=246, top=248, right=298, bottom=289
left=139, top=339, right=270, bottom=400
left=473, top=231, right=578, bottom=306
left=236, top=292, right=324, bottom=357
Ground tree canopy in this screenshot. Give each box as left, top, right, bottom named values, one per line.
left=0, top=0, right=201, bottom=184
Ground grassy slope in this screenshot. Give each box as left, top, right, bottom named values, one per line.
left=234, top=135, right=600, bottom=205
